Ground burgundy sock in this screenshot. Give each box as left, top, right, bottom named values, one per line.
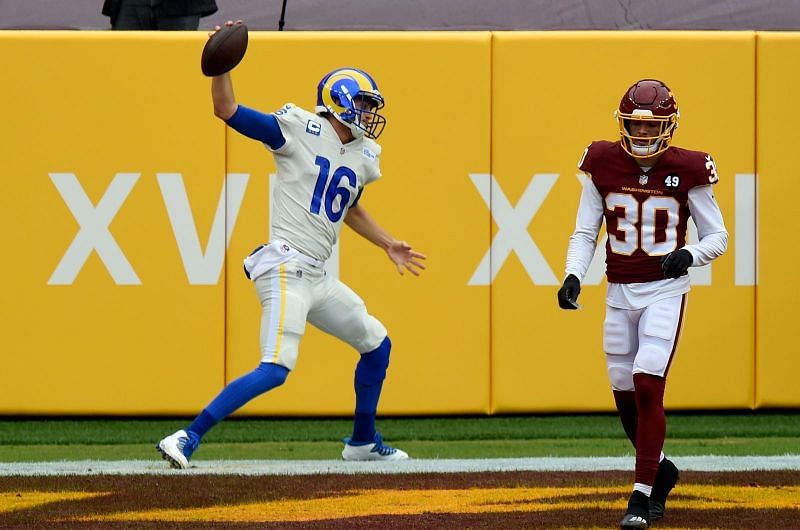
left=613, top=389, right=638, bottom=448
left=633, top=373, right=667, bottom=487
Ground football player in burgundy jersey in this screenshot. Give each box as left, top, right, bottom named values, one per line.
left=558, top=79, right=727, bottom=529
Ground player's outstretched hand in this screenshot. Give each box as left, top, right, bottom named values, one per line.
left=207, top=19, right=242, bottom=39
left=661, top=249, right=693, bottom=279
left=557, top=274, right=581, bottom=310
left=387, top=241, right=426, bottom=276
left=202, top=20, right=247, bottom=77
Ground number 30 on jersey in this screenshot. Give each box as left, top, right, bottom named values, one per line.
left=605, top=193, right=680, bottom=256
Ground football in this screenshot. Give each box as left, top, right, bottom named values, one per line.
left=201, top=23, right=248, bottom=77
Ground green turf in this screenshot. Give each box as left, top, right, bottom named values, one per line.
left=0, top=413, right=797, bottom=461
left=2, top=413, right=799, bottom=443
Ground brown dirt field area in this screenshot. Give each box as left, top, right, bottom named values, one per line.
left=0, top=470, right=798, bottom=529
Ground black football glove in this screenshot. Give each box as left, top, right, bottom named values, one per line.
left=661, top=249, right=693, bottom=279
left=557, top=274, right=581, bottom=310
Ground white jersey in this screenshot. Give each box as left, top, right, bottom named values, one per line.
left=266, top=103, right=382, bottom=261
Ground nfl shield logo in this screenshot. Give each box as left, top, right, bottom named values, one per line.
left=639, top=175, right=649, bottom=185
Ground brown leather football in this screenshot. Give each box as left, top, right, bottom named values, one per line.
left=201, top=23, right=248, bottom=77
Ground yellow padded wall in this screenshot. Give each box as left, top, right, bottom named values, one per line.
left=1, top=30, right=776, bottom=416
left=755, top=32, right=800, bottom=408
left=1, top=32, right=226, bottom=414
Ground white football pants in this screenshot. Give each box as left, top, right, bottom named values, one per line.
left=603, top=294, right=687, bottom=391
left=254, top=257, right=387, bottom=370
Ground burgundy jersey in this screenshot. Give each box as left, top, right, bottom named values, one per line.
left=579, top=141, right=719, bottom=284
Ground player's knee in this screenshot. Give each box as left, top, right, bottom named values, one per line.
left=607, top=363, right=634, bottom=391
left=635, top=343, right=669, bottom=375
left=254, top=362, right=289, bottom=391
left=355, top=336, right=391, bottom=385
left=348, top=313, right=388, bottom=353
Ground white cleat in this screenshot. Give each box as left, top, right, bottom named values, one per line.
left=156, top=429, right=197, bottom=469
left=341, top=432, right=409, bottom=461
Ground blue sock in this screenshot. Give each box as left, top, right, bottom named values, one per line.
left=187, top=362, right=289, bottom=440
left=186, top=411, right=216, bottom=441
left=352, top=336, right=391, bottom=442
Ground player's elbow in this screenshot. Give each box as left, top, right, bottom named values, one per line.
left=344, top=205, right=362, bottom=225
left=701, top=229, right=729, bottom=258
left=569, top=230, right=597, bottom=247
left=717, top=230, right=729, bottom=256
left=214, top=103, right=237, bottom=121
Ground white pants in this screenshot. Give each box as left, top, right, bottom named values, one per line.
left=603, top=294, right=687, bottom=391
left=254, top=258, right=387, bottom=370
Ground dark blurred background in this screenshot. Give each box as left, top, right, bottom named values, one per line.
left=1, top=0, right=799, bottom=31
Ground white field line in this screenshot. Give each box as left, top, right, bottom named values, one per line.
left=0, top=455, right=798, bottom=476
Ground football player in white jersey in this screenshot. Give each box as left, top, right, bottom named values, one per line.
left=158, top=21, right=425, bottom=469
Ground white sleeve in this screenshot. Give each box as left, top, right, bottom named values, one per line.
left=685, top=185, right=728, bottom=266
left=270, top=103, right=301, bottom=156
left=565, top=175, right=604, bottom=282
left=362, top=140, right=382, bottom=184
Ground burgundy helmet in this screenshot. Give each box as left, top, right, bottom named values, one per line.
left=615, top=79, right=679, bottom=158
